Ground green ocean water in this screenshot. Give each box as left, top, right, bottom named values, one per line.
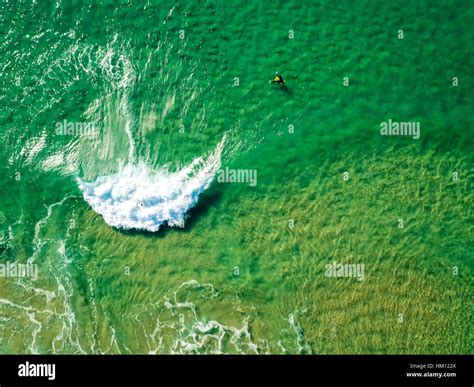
left=0, top=0, right=472, bottom=354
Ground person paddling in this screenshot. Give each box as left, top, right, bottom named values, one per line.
left=271, top=72, right=285, bottom=84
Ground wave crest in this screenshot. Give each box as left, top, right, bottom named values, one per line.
left=77, top=135, right=225, bottom=232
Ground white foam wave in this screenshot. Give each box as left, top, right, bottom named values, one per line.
left=144, top=280, right=263, bottom=354
left=77, top=135, right=226, bottom=232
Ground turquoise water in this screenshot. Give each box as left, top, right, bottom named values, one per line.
left=0, top=1, right=472, bottom=354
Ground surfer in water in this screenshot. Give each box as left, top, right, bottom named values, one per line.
left=271, top=72, right=285, bottom=84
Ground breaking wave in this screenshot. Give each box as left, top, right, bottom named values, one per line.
left=77, top=135, right=226, bottom=232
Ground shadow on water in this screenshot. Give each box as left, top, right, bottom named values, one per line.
left=114, top=185, right=225, bottom=239
left=272, top=83, right=293, bottom=96
left=282, top=84, right=294, bottom=95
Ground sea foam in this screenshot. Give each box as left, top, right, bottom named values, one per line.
left=77, top=135, right=225, bottom=232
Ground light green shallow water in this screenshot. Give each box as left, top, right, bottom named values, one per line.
left=0, top=0, right=472, bottom=354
